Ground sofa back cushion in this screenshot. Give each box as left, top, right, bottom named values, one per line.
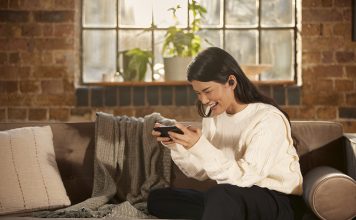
left=0, top=126, right=71, bottom=215
left=291, top=121, right=346, bottom=175
left=0, top=122, right=95, bottom=205
left=291, top=121, right=343, bottom=156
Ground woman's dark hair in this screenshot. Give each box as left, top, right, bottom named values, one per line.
left=187, top=47, right=290, bottom=122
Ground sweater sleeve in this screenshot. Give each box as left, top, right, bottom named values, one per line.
left=165, top=143, right=209, bottom=181
left=164, top=119, right=214, bottom=181
left=189, top=113, right=290, bottom=187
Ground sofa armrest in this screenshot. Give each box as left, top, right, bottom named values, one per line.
left=303, top=166, right=356, bottom=220
left=344, top=133, right=356, bottom=180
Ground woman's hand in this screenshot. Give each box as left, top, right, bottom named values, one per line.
left=168, top=123, right=202, bottom=149
left=152, top=123, right=174, bottom=145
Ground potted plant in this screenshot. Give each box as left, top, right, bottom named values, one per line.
left=162, top=0, right=207, bottom=81
left=119, top=48, right=153, bottom=81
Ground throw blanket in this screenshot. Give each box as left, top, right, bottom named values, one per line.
left=34, top=112, right=173, bottom=218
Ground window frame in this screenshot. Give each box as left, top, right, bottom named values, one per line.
left=80, top=0, right=300, bottom=85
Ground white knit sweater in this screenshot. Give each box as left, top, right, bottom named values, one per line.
left=168, top=103, right=303, bottom=195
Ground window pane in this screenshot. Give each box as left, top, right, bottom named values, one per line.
left=153, top=31, right=165, bottom=81
left=83, top=0, right=116, bottom=27
left=261, top=0, right=294, bottom=27
left=196, top=0, right=221, bottom=27
left=118, top=30, right=152, bottom=51
left=225, top=30, right=258, bottom=64
left=199, top=30, right=222, bottom=49
left=119, top=0, right=153, bottom=27
left=83, top=30, right=116, bottom=82
left=154, top=0, right=188, bottom=28
left=226, top=0, right=257, bottom=27
left=260, top=30, right=294, bottom=80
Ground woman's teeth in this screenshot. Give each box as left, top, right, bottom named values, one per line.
left=209, top=102, right=217, bottom=108
left=205, top=105, right=211, bottom=115
left=205, top=102, right=217, bottom=115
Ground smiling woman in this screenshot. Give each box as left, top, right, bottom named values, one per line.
left=148, top=47, right=303, bottom=220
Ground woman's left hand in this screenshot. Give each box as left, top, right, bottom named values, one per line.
left=168, top=123, right=202, bottom=149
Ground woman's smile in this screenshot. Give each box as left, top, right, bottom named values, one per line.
left=205, top=101, right=218, bottom=115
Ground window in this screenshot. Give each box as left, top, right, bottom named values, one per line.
left=82, top=0, right=299, bottom=83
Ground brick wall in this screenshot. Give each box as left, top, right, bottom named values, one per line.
left=0, top=0, right=78, bottom=121
left=0, top=0, right=355, bottom=132
left=300, top=0, right=356, bottom=131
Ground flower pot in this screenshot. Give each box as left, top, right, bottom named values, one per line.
left=163, top=57, right=193, bottom=81
left=122, top=52, right=139, bottom=81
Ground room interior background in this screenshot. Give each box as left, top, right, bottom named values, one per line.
left=0, top=0, right=355, bottom=132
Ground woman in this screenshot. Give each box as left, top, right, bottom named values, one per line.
left=148, top=47, right=303, bottom=220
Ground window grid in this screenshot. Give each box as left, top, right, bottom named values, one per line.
left=81, top=0, right=298, bottom=83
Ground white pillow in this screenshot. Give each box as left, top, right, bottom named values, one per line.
left=0, top=126, right=71, bottom=215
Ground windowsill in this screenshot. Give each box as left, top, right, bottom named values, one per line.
left=83, top=80, right=296, bottom=87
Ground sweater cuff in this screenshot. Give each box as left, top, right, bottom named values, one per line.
left=173, top=144, right=190, bottom=155
left=189, top=135, right=224, bottom=164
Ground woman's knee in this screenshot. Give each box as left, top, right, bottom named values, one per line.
left=202, top=185, right=247, bottom=219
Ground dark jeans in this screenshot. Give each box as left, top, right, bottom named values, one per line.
left=147, top=184, right=294, bottom=220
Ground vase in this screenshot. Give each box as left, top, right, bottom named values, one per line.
left=163, top=57, right=193, bottom=81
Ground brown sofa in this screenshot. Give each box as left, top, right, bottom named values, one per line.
left=0, top=121, right=355, bottom=220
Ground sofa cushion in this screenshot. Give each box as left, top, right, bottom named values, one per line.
left=291, top=121, right=343, bottom=156
left=0, top=126, right=71, bottom=215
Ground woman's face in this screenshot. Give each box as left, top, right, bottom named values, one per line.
left=191, top=80, right=237, bottom=116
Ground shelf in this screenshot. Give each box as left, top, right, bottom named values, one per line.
left=241, top=64, right=273, bottom=76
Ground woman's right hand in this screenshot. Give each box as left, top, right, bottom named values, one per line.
left=152, top=123, right=174, bottom=145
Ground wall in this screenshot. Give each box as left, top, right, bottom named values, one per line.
left=0, top=0, right=355, bottom=132
left=0, top=0, right=78, bottom=121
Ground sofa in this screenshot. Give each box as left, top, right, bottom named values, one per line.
left=0, top=120, right=355, bottom=220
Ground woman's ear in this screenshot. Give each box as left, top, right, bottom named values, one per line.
left=227, top=75, right=237, bottom=89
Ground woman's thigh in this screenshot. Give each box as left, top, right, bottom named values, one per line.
left=148, top=185, right=294, bottom=220
left=202, top=184, right=294, bottom=220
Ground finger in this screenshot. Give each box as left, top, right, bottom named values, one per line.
left=175, top=123, right=191, bottom=135
left=168, top=131, right=185, bottom=140
left=162, top=141, right=174, bottom=145
left=187, top=127, right=201, bottom=136
left=174, top=122, right=185, bottom=130
left=152, top=130, right=161, bottom=136
left=170, top=135, right=189, bottom=146
left=157, top=136, right=172, bottom=142
left=168, top=131, right=189, bottom=145
left=187, top=126, right=198, bottom=132
left=154, top=122, right=162, bottom=128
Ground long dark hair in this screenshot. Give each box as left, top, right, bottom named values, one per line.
left=187, top=47, right=290, bottom=122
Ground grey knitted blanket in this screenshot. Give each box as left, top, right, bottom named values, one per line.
left=34, top=112, right=173, bottom=218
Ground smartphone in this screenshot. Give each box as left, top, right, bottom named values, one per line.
left=153, top=126, right=184, bottom=137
